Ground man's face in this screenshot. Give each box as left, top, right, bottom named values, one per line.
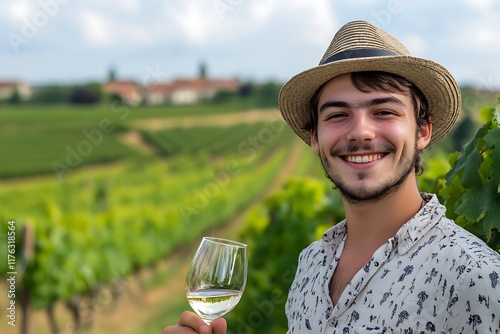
left=310, top=74, right=431, bottom=204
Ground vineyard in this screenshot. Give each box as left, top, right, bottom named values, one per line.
left=0, top=102, right=324, bottom=333
left=0, top=103, right=272, bottom=178
left=0, top=94, right=499, bottom=334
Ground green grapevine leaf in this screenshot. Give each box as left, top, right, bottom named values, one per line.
left=443, top=97, right=500, bottom=251
left=495, top=104, right=500, bottom=125
left=445, top=126, right=487, bottom=187
left=439, top=174, right=464, bottom=220
left=484, top=128, right=500, bottom=185
left=448, top=151, right=460, bottom=167
left=484, top=127, right=500, bottom=146
left=456, top=182, right=498, bottom=223
left=480, top=105, right=493, bottom=124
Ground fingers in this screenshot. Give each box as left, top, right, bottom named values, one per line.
left=211, top=318, right=227, bottom=334
left=163, top=311, right=209, bottom=334
left=178, top=311, right=210, bottom=332
left=163, top=311, right=227, bottom=334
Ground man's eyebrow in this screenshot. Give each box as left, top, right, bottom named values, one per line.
left=319, top=96, right=406, bottom=113
left=319, top=101, right=350, bottom=113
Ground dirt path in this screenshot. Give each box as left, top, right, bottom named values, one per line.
left=119, top=131, right=157, bottom=155
left=131, top=109, right=284, bottom=131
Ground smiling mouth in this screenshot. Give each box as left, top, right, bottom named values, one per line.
left=343, top=154, right=384, bottom=164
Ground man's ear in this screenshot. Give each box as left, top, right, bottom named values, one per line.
left=310, top=130, right=319, bottom=152
left=417, top=119, right=432, bottom=150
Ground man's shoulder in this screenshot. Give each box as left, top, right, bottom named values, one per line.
left=420, top=193, right=500, bottom=265
left=297, top=239, right=323, bottom=261
left=297, top=222, right=346, bottom=262
left=435, top=217, right=500, bottom=266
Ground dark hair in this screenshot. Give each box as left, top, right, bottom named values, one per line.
left=306, top=71, right=430, bottom=175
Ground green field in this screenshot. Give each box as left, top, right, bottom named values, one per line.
left=0, top=103, right=281, bottom=178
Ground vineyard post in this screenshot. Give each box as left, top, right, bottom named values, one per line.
left=20, top=224, right=35, bottom=334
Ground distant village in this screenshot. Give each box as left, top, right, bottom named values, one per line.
left=0, top=63, right=252, bottom=106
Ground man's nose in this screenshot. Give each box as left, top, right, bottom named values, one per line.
left=346, top=113, right=376, bottom=142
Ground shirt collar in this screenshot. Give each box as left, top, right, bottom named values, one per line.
left=320, top=193, right=446, bottom=254
left=394, top=193, right=445, bottom=254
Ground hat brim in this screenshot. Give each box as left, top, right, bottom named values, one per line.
left=279, top=55, right=461, bottom=146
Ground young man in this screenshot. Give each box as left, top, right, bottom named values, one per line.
left=165, top=21, right=500, bottom=334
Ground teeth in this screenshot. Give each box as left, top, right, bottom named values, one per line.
left=346, top=154, right=382, bottom=164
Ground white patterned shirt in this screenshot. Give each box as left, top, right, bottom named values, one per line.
left=286, top=193, right=500, bottom=333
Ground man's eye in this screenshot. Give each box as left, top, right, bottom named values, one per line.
left=325, top=113, right=346, bottom=120
left=376, top=110, right=395, bottom=116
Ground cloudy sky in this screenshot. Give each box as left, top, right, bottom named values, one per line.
left=1, top=0, right=499, bottom=90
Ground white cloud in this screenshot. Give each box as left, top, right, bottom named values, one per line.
left=6, top=1, right=34, bottom=20
left=450, top=19, right=500, bottom=53
left=167, top=0, right=336, bottom=45
left=112, top=0, right=140, bottom=13
left=84, top=0, right=141, bottom=13
left=249, top=1, right=278, bottom=22
left=474, top=26, right=496, bottom=45
left=167, top=2, right=216, bottom=46
left=402, top=33, right=427, bottom=56
left=79, top=10, right=112, bottom=46
left=78, top=9, right=152, bottom=48
left=301, top=0, right=337, bottom=45
left=460, top=0, right=494, bottom=12
left=248, top=0, right=336, bottom=45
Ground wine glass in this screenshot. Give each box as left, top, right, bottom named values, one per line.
left=186, top=237, right=248, bottom=325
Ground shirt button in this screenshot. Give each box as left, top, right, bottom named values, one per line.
left=374, top=261, right=379, bottom=267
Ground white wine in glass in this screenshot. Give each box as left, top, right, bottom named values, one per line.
left=186, top=237, right=248, bottom=325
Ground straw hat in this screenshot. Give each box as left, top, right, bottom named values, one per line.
left=279, top=20, right=461, bottom=146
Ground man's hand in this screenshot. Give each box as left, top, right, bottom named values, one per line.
left=163, top=311, right=227, bottom=334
